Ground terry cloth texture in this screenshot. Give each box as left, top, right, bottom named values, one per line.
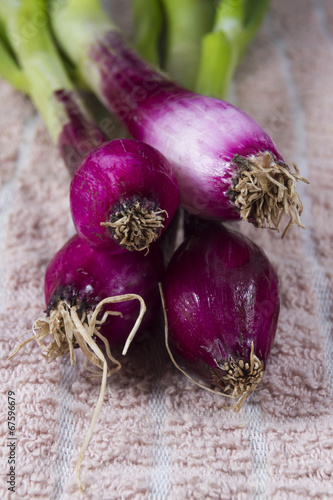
left=1, top=0, right=333, bottom=499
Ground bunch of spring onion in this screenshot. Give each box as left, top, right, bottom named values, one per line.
left=47, top=0, right=303, bottom=408
left=0, top=0, right=309, bottom=492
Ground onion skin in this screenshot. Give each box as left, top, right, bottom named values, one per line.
left=45, top=234, right=164, bottom=346
left=163, top=220, right=280, bottom=396
left=70, top=138, right=180, bottom=252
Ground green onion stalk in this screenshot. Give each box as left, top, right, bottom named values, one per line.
left=0, top=18, right=27, bottom=92
left=195, top=0, right=270, bottom=99
left=132, top=0, right=164, bottom=66
left=160, top=0, right=215, bottom=90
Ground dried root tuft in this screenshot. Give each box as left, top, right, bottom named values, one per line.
left=7, top=294, right=146, bottom=492
left=101, top=198, right=168, bottom=253
left=230, top=151, right=309, bottom=238
left=212, top=342, right=264, bottom=412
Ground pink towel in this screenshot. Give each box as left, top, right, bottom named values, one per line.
left=1, top=0, right=333, bottom=498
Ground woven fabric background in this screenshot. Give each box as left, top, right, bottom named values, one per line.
left=1, top=1, right=333, bottom=499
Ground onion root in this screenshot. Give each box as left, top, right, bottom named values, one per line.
left=7, top=293, right=146, bottom=491
left=230, top=151, right=309, bottom=237
left=101, top=197, right=168, bottom=252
